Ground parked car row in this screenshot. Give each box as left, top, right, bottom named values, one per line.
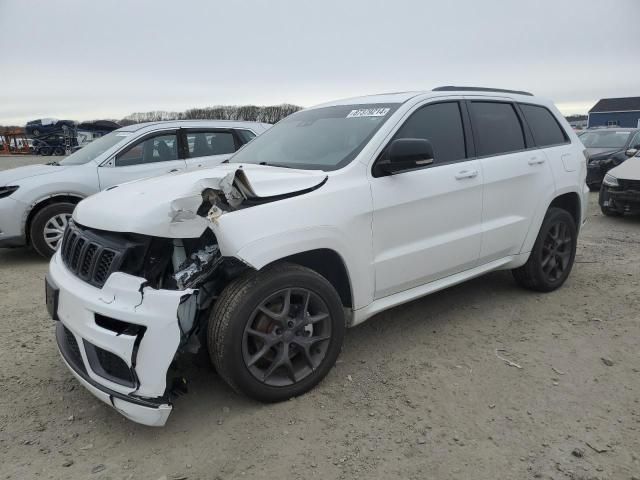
left=5, top=88, right=638, bottom=427
left=32, top=87, right=591, bottom=426
left=0, top=120, right=270, bottom=256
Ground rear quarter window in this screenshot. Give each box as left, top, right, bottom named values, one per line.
left=519, top=104, right=568, bottom=147
left=468, top=102, right=525, bottom=156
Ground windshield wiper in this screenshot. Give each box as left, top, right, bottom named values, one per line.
left=46, top=161, right=60, bottom=166
left=258, top=161, right=293, bottom=169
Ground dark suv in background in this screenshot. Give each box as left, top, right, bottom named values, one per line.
left=580, top=128, right=640, bottom=190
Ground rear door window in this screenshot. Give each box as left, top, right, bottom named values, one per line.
left=519, top=104, right=568, bottom=147
left=468, top=102, right=525, bottom=156
left=184, top=131, right=237, bottom=158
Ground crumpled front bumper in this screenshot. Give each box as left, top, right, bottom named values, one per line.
left=599, top=184, right=640, bottom=214
left=49, top=251, right=195, bottom=426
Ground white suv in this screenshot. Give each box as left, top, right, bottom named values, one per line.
left=0, top=120, right=270, bottom=257
left=46, top=87, right=588, bottom=426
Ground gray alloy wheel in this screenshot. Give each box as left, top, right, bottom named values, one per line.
left=242, top=287, right=332, bottom=387
left=208, top=263, right=346, bottom=402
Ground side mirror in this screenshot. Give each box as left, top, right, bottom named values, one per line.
left=625, top=148, right=638, bottom=157
left=380, top=138, right=434, bottom=175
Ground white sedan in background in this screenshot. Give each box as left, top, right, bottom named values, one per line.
left=0, top=120, right=270, bottom=257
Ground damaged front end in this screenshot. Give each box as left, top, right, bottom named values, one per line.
left=51, top=165, right=327, bottom=425
left=599, top=177, right=640, bottom=215
left=50, top=218, right=252, bottom=426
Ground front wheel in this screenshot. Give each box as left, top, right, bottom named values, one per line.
left=208, top=263, right=345, bottom=402
left=29, top=202, right=75, bottom=258
left=512, top=207, right=577, bottom=292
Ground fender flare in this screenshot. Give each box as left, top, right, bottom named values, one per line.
left=233, top=226, right=373, bottom=309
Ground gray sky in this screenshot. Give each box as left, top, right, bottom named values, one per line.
left=1, top=0, right=639, bottom=124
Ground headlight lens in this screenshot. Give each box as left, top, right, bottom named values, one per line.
left=603, top=174, right=619, bottom=187
left=0, top=185, right=19, bottom=199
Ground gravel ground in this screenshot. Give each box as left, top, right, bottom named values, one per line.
left=1, top=156, right=639, bottom=480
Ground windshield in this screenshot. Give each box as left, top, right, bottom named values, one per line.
left=60, top=130, right=130, bottom=165
left=229, top=104, right=400, bottom=170
left=580, top=130, right=631, bottom=149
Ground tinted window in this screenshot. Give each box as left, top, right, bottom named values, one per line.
left=116, top=133, right=178, bottom=166
left=469, top=102, right=525, bottom=156
left=520, top=104, right=568, bottom=147
left=629, top=131, right=640, bottom=149
left=185, top=131, right=236, bottom=158
left=393, top=102, right=466, bottom=163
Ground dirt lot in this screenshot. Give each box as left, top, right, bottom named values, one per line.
left=1, top=156, right=639, bottom=480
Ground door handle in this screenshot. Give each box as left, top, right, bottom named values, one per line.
left=455, top=169, right=478, bottom=180
left=528, top=157, right=545, bottom=165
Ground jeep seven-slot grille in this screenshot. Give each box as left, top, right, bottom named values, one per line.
left=60, top=224, right=124, bottom=288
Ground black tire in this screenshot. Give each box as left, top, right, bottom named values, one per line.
left=512, top=207, right=577, bottom=292
left=30, top=202, right=75, bottom=258
left=208, top=263, right=345, bottom=402
left=53, top=147, right=65, bottom=156
left=39, top=146, right=52, bottom=156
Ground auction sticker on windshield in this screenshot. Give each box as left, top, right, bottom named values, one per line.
left=346, top=108, right=390, bottom=118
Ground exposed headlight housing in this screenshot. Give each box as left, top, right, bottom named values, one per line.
left=0, top=185, right=19, bottom=199
left=603, top=174, right=619, bottom=187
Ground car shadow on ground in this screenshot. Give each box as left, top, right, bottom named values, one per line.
left=0, top=247, right=48, bottom=266
left=162, top=269, right=524, bottom=431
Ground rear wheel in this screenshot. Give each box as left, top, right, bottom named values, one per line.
left=39, top=146, right=52, bottom=156
left=30, top=202, right=75, bottom=258
left=208, top=263, right=345, bottom=402
left=53, top=147, right=65, bottom=156
left=512, top=207, right=577, bottom=292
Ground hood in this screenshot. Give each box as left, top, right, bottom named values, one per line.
left=586, top=147, right=621, bottom=160
left=74, top=163, right=328, bottom=238
left=0, top=164, right=69, bottom=186
left=608, top=157, right=640, bottom=182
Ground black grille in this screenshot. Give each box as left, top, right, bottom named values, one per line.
left=83, top=340, right=136, bottom=387
left=60, top=223, right=124, bottom=288
left=619, top=179, right=640, bottom=191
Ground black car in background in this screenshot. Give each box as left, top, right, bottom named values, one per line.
left=580, top=128, right=640, bottom=190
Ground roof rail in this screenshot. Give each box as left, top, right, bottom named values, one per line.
left=432, top=86, right=533, bottom=96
